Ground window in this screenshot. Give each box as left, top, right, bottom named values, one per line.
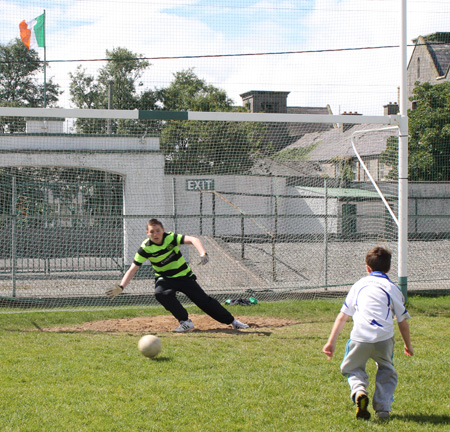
left=261, top=102, right=279, bottom=113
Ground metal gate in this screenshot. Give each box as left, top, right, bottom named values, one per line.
left=0, top=170, right=124, bottom=279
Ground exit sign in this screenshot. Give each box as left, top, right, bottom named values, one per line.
left=186, top=179, right=215, bottom=191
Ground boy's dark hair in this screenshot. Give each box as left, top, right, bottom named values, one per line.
left=365, top=247, right=391, bottom=273
left=147, top=218, right=164, bottom=228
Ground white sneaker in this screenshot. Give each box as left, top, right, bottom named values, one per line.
left=232, top=319, right=249, bottom=329
left=173, top=319, right=195, bottom=332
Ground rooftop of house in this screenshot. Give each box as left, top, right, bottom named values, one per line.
left=287, top=106, right=331, bottom=115
left=294, top=186, right=393, bottom=199
left=250, top=157, right=324, bottom=177
left=280, top=123, right=397, bottom=162
left=240, top=90, right=291, bottom=98
left=411, top=32, right=450, bottom=78
left=427, top=41, right=450, bottom=76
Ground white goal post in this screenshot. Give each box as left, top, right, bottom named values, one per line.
left=0, top=105, right=409, bottom=312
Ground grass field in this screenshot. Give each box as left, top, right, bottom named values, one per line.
left=1, top=296, right=449, bottom=432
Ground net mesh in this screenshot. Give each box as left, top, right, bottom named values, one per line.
left=2, top=0, right=450, bottom=311
left=0, top=110, right=446, bottom=313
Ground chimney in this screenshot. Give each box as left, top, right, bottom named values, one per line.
left=340, top=112, right=362, bottom=133
left=383, top=102, right=399, bottom=116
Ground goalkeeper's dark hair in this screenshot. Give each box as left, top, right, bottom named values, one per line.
left=147, top=218, right=164, bottom=228
left=365, top=247, right=391, bottom=273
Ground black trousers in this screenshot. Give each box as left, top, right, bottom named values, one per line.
left=154, top=276, right=234, bottom=325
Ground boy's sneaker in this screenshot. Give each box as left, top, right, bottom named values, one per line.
left=376, top=411, right=390, bottom=420
left=173, top=319, right=194, bottom=333
left=355, top=392, right=371, bottom=420
left=232, top=319, right=249, bottom=329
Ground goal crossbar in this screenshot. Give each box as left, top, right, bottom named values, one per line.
left=0, top=107, right=397, bottom=125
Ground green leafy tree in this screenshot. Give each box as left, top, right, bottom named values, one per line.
left=159, top=69, right=262, bottom=174
left=330, top=156, right=354, bottom=181
left=0, top=39, right=60, bottom=132
left=69, top=47, right=158, bottom=134
left=381, top=81, right=450, bottom=181
left=157, top=69, right=234, bottom=111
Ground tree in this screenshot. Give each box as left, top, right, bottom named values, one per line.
left=98, top=47, right=150, bottom=111
left=381, top=81, right=450, bottom=181
left=0, top=39, right=60, bottom=132
left=159, top=69, right=262, bottom=174
left=69, top=47, right=158, bottom=134
left=157, top=69, right=234, bottom=111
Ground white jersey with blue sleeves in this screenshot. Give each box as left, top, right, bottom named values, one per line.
left=341, top=271, right=411, bottom=343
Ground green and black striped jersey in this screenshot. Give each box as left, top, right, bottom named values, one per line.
left=133, top=232, right=193, bottom=278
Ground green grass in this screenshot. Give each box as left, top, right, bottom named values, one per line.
left=1, top=296, right=449, bottom=432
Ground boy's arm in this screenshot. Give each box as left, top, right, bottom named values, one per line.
left=106, top=263, right=140, bottom=298
left=183, top=235, right=208, bottom=264
left=398, top=319, right=414, bottom=356
left=120, top=263, right=140, bottom=288
left=322, top=312, right=350, bottom=360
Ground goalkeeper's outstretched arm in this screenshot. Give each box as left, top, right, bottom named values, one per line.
left=184, top=235, right=209, bottom=265
left=106, top=263, right=140, bottom=298
left=120, top=263, right=140, bottom=288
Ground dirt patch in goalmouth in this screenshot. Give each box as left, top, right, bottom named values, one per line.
left=43, top=314, right=301, bottom=334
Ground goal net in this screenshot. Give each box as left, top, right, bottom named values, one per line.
left=0, top=108, right=417, bottom=312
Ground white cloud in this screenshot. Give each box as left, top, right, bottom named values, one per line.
left=2, top=0, right=450, bottom=115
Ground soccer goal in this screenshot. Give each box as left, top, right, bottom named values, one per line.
left=0, top=106, right=413, bottom=312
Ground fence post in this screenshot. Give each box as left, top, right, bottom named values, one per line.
left=199, top=191, right=203, bottom=235
left=172, top=177, right=177, bottom=232
left=241, top=215, right=245, bottom=259
left=212, top=192, right=216, bottom=237
left=324, top=179, right=328, bottom=289
left=272, top=195, right=278, bottom=282
left=11, top=176, right=17, bottom=297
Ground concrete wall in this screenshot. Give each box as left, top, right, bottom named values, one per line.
left=0, top=151, right=165, bottom=265
left=162, top=175, right=284, bottom=236
left=164, top=177, right=450, bottom=239
left=408, top=182, right=450, bottom=234
left=2, top=122, right=449, bottom=267
left=0, top=134, right=159, bottom=152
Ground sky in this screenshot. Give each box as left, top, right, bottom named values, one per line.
left=2, top=0, right=450, bottom=116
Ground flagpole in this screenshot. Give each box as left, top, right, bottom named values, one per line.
left=43, top=9, right=47, bottom=108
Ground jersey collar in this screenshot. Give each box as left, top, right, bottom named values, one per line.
left=369, top=271, right=390, bottom=280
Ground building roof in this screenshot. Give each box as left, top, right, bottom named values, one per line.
left=240, top=90, right=290, bottom=98
left=280, top=124, right=397, bottom=162
left=412, top=33, right=450, bottom=78
left=295, top=186, right=393, bottom=199
left=287, top=106, right=331, bottom=115
left=285, top=106, right=334, bottom=137
left=427, top=41, right=450, bottom=77
left=250, top=157, right=323, bottom=177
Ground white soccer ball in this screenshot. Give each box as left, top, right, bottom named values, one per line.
left=138, top=335, right=162, bottom=358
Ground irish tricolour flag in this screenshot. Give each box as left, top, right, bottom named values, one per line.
left=19, top=13, right=45, bottom=50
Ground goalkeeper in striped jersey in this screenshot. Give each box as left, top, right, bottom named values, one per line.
left=106, top=218, right=249, bottom=332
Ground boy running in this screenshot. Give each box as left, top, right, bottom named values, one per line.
left=323, top=247, right=413, bottom=420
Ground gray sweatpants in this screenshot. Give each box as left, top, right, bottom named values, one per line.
left=340, top=337, right=397, bottom=412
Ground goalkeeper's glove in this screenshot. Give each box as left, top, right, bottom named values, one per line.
left=106, top=284, right=124, bottom=299
left=198, top=253, right=209, bottom=265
